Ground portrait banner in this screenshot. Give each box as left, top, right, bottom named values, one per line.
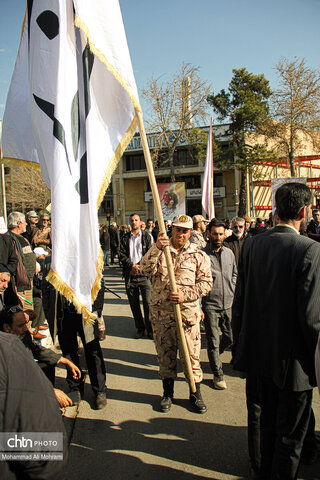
left=157, top=183, right=186, bottom=221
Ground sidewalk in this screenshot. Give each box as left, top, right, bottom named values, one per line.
left=62, top=265, right=320, bottom=480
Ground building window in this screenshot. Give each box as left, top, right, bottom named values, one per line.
left=214, top=173, right=223, bottom=187
left=173, top=149, right=198, bottom=167
left=147, top=175, right=201, bottom=190
left=125, top=154, right=146, bottom=171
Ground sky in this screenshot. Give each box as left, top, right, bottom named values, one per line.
left=0, top=0, right=319, bottom=123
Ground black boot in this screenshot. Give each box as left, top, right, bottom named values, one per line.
left=190, top=383, right=207, bottom=414
left=159, top=378, right=174, bottom=412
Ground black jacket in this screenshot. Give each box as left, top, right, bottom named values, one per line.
left=0, top=233, right=18, bottom=275
left=0, top=333, right=67, bottom=480
left=100, top=228, right=110, bottom=250
left=223, top=234, right=245, bottom=267
left=119, top=230, right=152, bottom=277
left=232, top=225, right=320, bottom=391
left=109, top=225, right=120, bottom=248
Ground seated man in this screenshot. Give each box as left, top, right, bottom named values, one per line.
left=0, top=305, right=81, bottom=408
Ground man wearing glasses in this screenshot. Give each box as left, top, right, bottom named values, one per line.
left=224, top=216, right=246, bottom=266
left=31, top=213, right=52, bottom=254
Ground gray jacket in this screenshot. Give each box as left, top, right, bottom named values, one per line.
left=202, top=244, right=237, bottom=310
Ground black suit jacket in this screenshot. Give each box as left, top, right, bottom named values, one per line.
left=232, top=225, right=320, bottom=391
left=119, top=230, right=152, bottom=278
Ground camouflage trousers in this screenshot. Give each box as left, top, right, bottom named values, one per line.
left=150, top=308, right=203, bottom=383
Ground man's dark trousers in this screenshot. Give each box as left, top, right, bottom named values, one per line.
left=58, top=312, right=106, bottom=395
left=111, top=245, right=119, bottom=264
left=125, top=274, right=152, bottom=334
left=258, top=377, right=312, bottom=480
left=246, top=373, right=262, bottom=474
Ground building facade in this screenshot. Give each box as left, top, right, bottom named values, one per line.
left=99, top=124, right=242, bottom=225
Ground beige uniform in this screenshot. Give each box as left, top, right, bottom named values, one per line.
left=189, top=230, right=207, bottom=249
left=140, top=240, right=212, bottom=382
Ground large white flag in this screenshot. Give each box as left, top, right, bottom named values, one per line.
left=202, top=119, right=215, bottom=220
left=2, top=0, right=140, bottom=321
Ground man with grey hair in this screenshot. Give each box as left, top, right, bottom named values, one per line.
left=7, top=211, right=26, bottom=230
left=4, top=212, right=37, bottom=311
left=224, top=216, right=246, bottom=266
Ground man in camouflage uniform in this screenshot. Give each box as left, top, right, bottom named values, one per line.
left=189, top=214, right=208, bottom=249
left=140, top=215, right=212, bottom=413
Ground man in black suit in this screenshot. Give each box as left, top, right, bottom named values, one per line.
left=119, top=213, right=153, bottom=339
left=232, top=182, right=320, bottom=480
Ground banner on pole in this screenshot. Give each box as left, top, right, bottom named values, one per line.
left=202, top=119, right=215, bottom=220
left=2, top=0, right=140, bottom=321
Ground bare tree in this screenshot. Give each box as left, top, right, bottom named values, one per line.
left=5, top=166, right=50, bottom=212
left=141, top=63, right=210, bottom=181
left=266, top=58, right=320, bottom=176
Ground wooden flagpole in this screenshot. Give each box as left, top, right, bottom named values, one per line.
left=135, top=109, right=196, bottom=393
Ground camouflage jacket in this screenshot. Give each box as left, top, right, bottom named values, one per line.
left=140, top=240, right=212, bottom=319
left=189, top=230, right=207, bottom=249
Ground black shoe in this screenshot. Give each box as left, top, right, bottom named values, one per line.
left=159, top=378, right=174, bottom=412
left=190, top=383, right=207, bottom=414
left=96, top=392, right=107, bottom=410
left=159, top=396, right=172, bottom=412
left=135, top=330, right=144, bottom=339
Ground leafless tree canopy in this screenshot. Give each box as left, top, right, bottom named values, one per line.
left=6, top=166, right=50, bottom=212
left=267, top=57, right=320, bottom=175
left=141, top=63, right=210, bottom=180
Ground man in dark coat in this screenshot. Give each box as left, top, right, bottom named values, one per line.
left=109, top=222, right=120, bottom=264
left=0, top=234, right=18, bottom=276
left=100, top=224, right=110, bottom=266
left=119, top=213, right=153, bottom=338
left=232, top=182, right=320, bottom=480
left=0, top=332, right=68, bottom=480
left=57, top=279, right=107, bottom=410
left=223, top=216, right=246, bottom=266
left=22, top=210, right=39, bottom=243
left=4, top=212, right=36, bottom=310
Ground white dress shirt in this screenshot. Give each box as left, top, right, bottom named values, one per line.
left=129, top=230, right=143, bottom=265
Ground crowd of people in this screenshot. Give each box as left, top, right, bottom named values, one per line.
left=0, top=182, right=320, bottom=479
left=0, top=210, right=108, bottom=477
left=99, top=185, right=320, bottom=479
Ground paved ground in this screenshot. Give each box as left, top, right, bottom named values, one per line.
left=61, top=265, right=320, bottom=480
